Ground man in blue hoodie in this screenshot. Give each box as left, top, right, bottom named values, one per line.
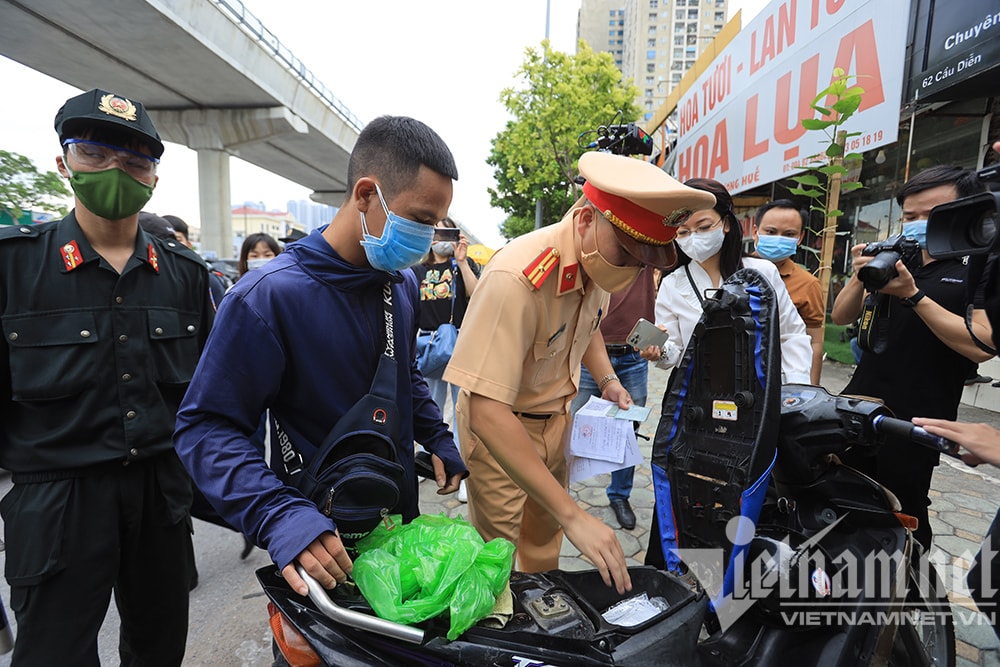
left=174, top=116, right=467, bottom=599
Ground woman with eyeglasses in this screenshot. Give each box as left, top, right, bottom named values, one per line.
left=641, top=178, right=812, bottom=572
left=645, top=178, right=812, bottom=384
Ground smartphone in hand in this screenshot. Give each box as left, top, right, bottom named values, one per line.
left=433, top=228, right=461, bottom=242
left=626, top=318, right=668, bottom=350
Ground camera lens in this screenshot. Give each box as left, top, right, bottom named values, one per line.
left=970, top=210, right=999, bottom=249
left=858, top=251, right=901, bottom=291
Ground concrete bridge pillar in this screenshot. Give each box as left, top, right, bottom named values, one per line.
left=150, top=107, right=308, bottom=257
left=196, top=149, right=232, bottom=257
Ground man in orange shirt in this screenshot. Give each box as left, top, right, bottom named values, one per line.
left=752, top=200, right=825, bottom=384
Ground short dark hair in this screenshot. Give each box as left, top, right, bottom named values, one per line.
left=754, top=199, right=808, bottom=232
left=62, top=126, right=155, bottom=156
left=138, top=211, right=176, bottom=240
left=681, top=178, right=744, bottom=278
left=346, top=116, right=458, bottom=200
left=895, top=165, right=984, bottom=206
left=162, top=214, right=189, bottom=240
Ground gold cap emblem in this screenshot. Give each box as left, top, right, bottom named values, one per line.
left=98, top=94, right=138, bottom=122
left=663, top=208, right=692, bottom=227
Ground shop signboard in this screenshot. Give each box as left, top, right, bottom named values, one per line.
left=910, top=0, right=1000, bottom=103
left=672, top=0, right=908, bottom=194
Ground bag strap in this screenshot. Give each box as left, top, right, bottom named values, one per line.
left=684, top=264, right=705, bottom=306
left=448, top=258, right=458, bottom=325
left=380, top=281, right=396, bottom=359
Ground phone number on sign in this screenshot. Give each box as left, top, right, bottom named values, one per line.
left=844, top=130, right=885, bottom=153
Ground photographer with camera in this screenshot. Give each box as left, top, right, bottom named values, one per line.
left=903, top=139, right=1000, bottom=638
left=830, top=165, right=994, bottom=549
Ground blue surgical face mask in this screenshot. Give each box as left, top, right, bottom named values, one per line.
left=902, top=220, right=927, bottom=249
left=755, top=235, right=799, bottom=261
left=359, top=183, right=435, bottom=272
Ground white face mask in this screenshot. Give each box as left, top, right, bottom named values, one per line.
left=246, top=257, right=274, bottom=271
left=675, top=226, right=725, bottom=263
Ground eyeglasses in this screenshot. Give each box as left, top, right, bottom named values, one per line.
left=674, top=217, right=723, bottom=239
left=63, top=139, right=159, bottom=180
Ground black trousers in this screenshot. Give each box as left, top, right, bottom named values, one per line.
left=0, top=455, right=193, bottom=667
left=969, top=508, right=1000, bottom=639
left=838, top=440, right=937, bottom=550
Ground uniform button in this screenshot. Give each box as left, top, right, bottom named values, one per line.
left=7, top=332, right=16, bottom=341
left=126, top=410, right=137, bottom=419
left=154, top=327, right=164, bottom=336
left=130, top=448, right=139, bottom=457
left=119, top=334, right=128, bottom=343
left=18, top=227, right=30, bottom=234
left=115, top=296, right=124, bottom=304
left=121, top=373, right=132, bottom=382
left=186, top=325, right=196, bottom=333
left=80, top=330, right=92, bottom=338
left=167, top=242, right=176, bottom=247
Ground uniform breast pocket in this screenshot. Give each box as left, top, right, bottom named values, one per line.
left=147, top=309, right=201, bottom=385
left=530, top=329, right=569, bottom=386
left=2, top=312, right=100, bottom=401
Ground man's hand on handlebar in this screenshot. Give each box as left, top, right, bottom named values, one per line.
left=913, top=418, right=1000, bottom=468
left=283, top=530, right=354, bottom=596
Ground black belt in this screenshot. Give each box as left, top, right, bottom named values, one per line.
left=514, top=412, right=553, bottom=420
left=605, top=344, right=634, bottom=355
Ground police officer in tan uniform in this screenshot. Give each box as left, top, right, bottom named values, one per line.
left=444, top=152, right=715, bottom=593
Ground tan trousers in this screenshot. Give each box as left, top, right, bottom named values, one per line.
left=456, top=390, right=569, bottom=572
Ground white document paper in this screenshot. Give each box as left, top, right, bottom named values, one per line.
left=568, top=397, right=645, bottom=484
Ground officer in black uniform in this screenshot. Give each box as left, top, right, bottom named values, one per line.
left=0, top=88, right=214, bottom=666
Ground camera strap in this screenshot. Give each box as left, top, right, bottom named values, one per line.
left=857, top=292, right=891, bottom=354
left=964, top=254, right=998, bottom=356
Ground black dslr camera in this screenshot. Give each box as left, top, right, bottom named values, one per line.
left=858, top=234, right=923, bottom=291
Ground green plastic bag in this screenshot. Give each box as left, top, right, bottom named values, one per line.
left=353, top=513, right=515, bottom=640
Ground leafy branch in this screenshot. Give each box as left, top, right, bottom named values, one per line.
left=787, top=67, right=865, bottom=312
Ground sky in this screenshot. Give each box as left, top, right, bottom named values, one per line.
left=0, top=0, right=771, bottom=249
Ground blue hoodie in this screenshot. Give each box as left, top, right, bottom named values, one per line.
left=174, top=228, right=466, bottom=570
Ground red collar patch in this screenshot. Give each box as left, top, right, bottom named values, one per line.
left=559, top=263, right=579, bottom=293
left=61, top=241, right=83, bottom=272
left=147, top=243, right=159, bottom=273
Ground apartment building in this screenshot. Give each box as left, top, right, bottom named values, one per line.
left=578, top=0, right=729, bottom=122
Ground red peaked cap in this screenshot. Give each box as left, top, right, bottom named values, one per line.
left=578, top=152, right=716, bottom=269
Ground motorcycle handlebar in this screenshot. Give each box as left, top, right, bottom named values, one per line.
left=871, top=415, right=961, bottom=458
left=294, top=564, right=425, bottom=644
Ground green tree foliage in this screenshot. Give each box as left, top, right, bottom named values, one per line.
left=787, top=67, right=865, bottom=311
left=488, top=40, right=641, bottom=239
left=0, top=150, right=70, bottom=221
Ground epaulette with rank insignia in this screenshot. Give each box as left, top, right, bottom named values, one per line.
left=522, top=247, right=560, bottom=290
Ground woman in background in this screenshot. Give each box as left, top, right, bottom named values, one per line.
left=238, top=232, right=281, bottom=278
left=649, top=178, right=812, bottom=384
left=410, top=217, right=480, bottom=501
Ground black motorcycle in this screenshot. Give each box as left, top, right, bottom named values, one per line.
left=257, top=268, right=956, bottom=666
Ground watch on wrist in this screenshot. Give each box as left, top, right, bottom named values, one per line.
left=900, top=289, right=926, bottom=308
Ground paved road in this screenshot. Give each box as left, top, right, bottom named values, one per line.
left=0, top=359, right=997, bottom=666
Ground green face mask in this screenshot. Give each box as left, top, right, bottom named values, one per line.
left=66, top=167, right=154, bottom=220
